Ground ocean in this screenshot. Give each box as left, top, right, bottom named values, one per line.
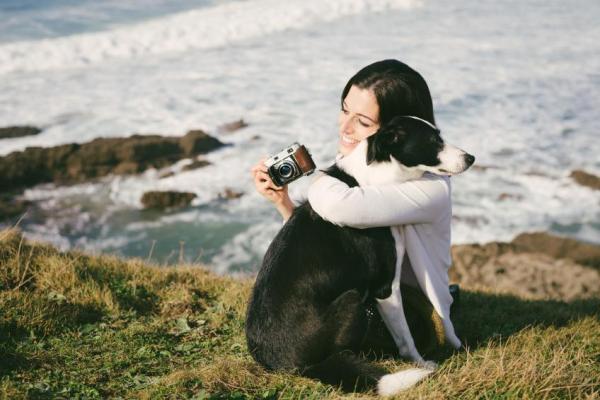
left=0, top=0, right=598, bottom=273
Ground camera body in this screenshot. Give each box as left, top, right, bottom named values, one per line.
left=265, top=142, right=316, bottom=187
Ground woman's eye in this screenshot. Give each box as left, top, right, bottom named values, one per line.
left=359, top=120, right=370, bottom=127
left=341, top=108, right=349, bottom=114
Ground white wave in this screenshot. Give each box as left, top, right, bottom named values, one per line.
left=210, top=221, right=279, bottom=274
left=0, top=0, right=419, bottom=75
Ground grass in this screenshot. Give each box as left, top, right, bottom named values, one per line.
left=0, top=226, right=599, bottom=399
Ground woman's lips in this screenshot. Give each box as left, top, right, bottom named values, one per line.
left=340, top=133, right=359, bottom=147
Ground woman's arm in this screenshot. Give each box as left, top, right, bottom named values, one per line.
left=307, top=173, right=450, bottom=228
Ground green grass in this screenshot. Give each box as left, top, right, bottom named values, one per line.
left=1, top=227, right=599, bottom=399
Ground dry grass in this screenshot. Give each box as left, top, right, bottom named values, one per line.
left=1, top=226, right=599, bottom=399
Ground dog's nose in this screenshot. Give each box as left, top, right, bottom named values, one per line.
left=464, top=153, right=475, bottom=167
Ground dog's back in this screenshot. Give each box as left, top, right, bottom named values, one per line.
left=245, top=165, right=396, bottom=376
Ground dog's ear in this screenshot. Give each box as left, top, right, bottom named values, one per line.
left=366, top=134, right=382, bottom=165
left=366, top=117, right=407, bottom=165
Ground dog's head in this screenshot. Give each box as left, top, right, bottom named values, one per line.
left=367, top=115, right=475, bottom=175
left=336, top=115, right=475, bottom=185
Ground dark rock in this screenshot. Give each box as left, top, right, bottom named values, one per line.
left=570, top=169, right=600, bottom=190
left=0, top=126, right=41, bottom=139
left=0, top=130, right=225, bottom=192
left=158, top=171, right=176, bottom=179
left=470, top=164, right=499, bottom=172
left=180, top=130, right=223, bottom=156
left=523, top=170, right=550, bottom=177
left=141, top=191, right=197, bottom=209
left=218, top=119, right=248, bottom=133
left=182, top=159, right=211, bottom=172
left=0, top=192, right=31, bottom=220
left=218, top=188, right=243, bottom=200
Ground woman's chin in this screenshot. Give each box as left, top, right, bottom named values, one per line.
left=338, top=141, right=357, bottom=156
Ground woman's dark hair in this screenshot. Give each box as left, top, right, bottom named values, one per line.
left=341, top=59, right=436, bottom=127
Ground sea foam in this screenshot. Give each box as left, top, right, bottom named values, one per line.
left=0, top=0, right=419, bottom=75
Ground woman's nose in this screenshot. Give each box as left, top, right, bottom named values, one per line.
left=339, top=114, right=353, bottom=134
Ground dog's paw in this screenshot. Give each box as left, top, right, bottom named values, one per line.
left=417, top=360, right=438, bottom=371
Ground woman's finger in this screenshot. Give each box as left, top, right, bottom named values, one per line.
left=261, top=179, right=281, bottom=192
left=256, top=170, right=271, bottom=183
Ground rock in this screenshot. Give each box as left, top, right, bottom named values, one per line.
left=467, top=252, right=600, bottom=301
left=450, top=232, right=600, bottom=301
left=182, top=159, right=211, bottom=172
left=218, top=188, right=243, bottom=200
left=158, top=171, right=176, bottom=179
left=0, top=129, right=225, bottom=192
left=497, top=193, right=523, bottom=201
left=0, top=126, right=41, bottom=139
left=0, top=192, right=32, bottom=220
left=141, top=191, right=197, bottom=209
left=179, top=130, right=223, bottom=156
left=523, top=170, right=551, bottom=177
left=570, top=169, right=600, bottom=190
left=511, top=231, right=600, bottom=270
left=218, top=119, right=248, bottom=133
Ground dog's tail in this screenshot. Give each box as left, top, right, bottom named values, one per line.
left=377, top=365, right=436, bottom=396
left=301, top=350, right=435, bottom=395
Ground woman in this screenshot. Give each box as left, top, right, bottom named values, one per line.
left=251, top=59, right=462, bottom=356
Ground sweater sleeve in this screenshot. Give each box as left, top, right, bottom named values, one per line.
left=307, top=173, right=450, bottom=228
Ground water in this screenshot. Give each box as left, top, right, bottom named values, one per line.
left=0, top=0, right=598, bottom=273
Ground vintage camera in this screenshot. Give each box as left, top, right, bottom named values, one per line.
left=264, top=142, right=316, bottom=187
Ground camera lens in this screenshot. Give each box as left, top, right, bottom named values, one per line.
left=278, top=162, right=294, bottom=178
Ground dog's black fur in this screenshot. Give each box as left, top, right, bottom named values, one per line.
left=245, top=164, right=398, bottom=391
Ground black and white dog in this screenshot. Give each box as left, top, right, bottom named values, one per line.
left=245, top=116, right=474, bottom=396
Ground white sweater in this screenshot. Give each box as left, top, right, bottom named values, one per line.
left=285, top=163, right=462, bottom=350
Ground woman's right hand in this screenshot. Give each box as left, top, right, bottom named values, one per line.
left=251, top=157, right=290, bottom=205
left=251, top=157, right=295, bottom=221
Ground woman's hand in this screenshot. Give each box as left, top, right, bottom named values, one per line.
left=251, top=157, right=289, bottom=204
left=251, top=157, right=295, bottom=220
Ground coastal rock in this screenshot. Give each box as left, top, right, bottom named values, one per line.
left=510, top=231, right=600, bottom=269
left=180, top=130, right=223, bottom=156
left=141, top=191, right=197, bottom=209
left=181, top=158, right=211, bottom=171
left=450, top=232, right=600, bottom=300
left=0, top=130, right=225, bottom=192
left=217, top=119, right=248, bottom=133
left=0, top=193, right=32, bottom=220
left=570, top=169, right=600, bottom=190
left=0, top=125, right=41, bottom=139
left=473, top=253, right=600, bottom=301
left=218, top=188, right=243, bottom=200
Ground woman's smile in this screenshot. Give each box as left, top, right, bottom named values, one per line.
left=340, top=133, right=360, bottom=147
left=337, top=85, right=380, bottom=156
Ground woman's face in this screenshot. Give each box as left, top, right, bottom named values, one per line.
left=337, top=85, right=380, bottom=156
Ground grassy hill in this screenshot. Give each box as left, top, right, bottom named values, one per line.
left=1, top=227, right=599, bottom=399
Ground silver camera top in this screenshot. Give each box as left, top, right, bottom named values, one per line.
left=264, top=142, right=301, bottom=168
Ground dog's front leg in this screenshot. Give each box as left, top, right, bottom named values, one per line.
left=376, top=285, right=425, bottom=364
left=375, top=227, right=430, bottom=367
